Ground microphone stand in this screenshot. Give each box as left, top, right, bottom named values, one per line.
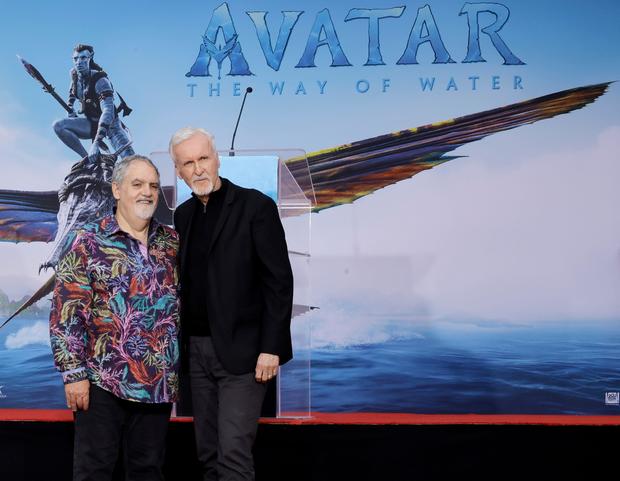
left=229, top=87, right=253, bottom=156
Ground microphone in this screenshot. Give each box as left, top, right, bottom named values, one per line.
left=230, top=87, right=253, bottom=156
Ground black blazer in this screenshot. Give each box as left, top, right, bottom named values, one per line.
left=174, top=179, right=294, bottom=374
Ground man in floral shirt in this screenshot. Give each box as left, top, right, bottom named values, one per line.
left=49, top=154, right=179, bottom=481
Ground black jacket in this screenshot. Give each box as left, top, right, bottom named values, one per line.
left=174, top=179, right=293, bottom=374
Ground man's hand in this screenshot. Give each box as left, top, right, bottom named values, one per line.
left=255, top=353, right=279, bottom=383
left=65, top=380, right=90, bottom=411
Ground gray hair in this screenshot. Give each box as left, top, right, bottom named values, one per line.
left=168, top=127, right=216, bottom=162
left=111, top=154, right=160, bottom=185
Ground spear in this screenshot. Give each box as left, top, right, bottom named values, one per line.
left=17, top=55, right=73, bottom=114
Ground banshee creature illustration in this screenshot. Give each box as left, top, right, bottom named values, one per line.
left=0, top=149, right=125, bottom=328
left=0, top=82, right=611, bottom=328
left=0, top=48, right=141, bottom=326
left=16, top=47, right=138, bottom=270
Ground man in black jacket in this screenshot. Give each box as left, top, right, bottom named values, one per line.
left=170, top=127, right=293, bottom=481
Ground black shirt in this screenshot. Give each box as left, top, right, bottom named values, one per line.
left=182, top=179, right=228, bottom=336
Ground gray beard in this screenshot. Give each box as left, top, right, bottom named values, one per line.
left=191, top=179, right=214, bottom=197
left=134, top=203, right=156, bottom=221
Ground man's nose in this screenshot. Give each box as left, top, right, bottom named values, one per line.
left=195, top=161, right=205, bottom=175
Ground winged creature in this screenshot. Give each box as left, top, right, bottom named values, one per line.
left=0, top=82, right=611, bottom=328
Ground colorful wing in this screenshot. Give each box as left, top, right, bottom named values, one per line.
left=0, top=186, right=176, bottom=245
left=0, top=189, right=59, bottom=242
left=285, top=83, right=611, bottom=212
left=0, top=83, right=611, bottom=242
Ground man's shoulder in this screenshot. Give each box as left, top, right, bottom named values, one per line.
left=175, top=197, right=195, bottom=217
left=61, top=217, right=105, bottom=255
left=158, top=223, right=179, bottom=241
left=77, top=216, right=108, bottom=237
left=177, top=196, right=194, bottom=209
left=228, top=180, right=274, bottom=206
left=173, top=197, right=195, bottom=231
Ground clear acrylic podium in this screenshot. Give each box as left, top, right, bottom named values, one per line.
left=151, top=149, right=313, bottom=419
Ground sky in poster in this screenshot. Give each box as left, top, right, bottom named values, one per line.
left=0, top=0, right=619, bottom=328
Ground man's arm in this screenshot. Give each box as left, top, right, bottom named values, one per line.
left=49, top=231, right=93, bottom=410
left=252, top=194, right=294, bottom=382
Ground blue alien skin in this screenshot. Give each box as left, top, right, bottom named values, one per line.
left=53, top=45, right=135, bottom=161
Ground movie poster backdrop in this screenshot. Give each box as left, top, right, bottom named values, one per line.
left=0, top=0, right=619, bottom=414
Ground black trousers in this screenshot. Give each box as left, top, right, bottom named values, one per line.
left=73, top=385, right=172, bottom=481
left=189, top=336, right=268, bottom=481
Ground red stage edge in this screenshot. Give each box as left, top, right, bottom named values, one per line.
left=1, top=409, right=618, bottom=425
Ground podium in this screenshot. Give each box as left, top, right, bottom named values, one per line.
left=151, top=149, right=314, bottom=418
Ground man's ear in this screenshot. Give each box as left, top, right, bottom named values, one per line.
left=111, top=181, right=121, bottom=201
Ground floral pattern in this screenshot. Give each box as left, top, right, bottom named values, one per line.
left=49, top=215, right=180, bottom=403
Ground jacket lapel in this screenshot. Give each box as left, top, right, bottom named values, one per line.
left=208, top=179, right=236, bottom=255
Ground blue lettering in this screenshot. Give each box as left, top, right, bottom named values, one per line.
left=186, top=2, right=252, bottom=78
left=233, top=82, right=241, bottom=96
left=317, top=80, right=327, bottom=94
left=270, top=81, right=285, bottom=95
left=295, top=81, right=307, bottom=95
left=187, top=83, right=197, bottom=97
left=356, top=79, right=370, bottom=93
left=513, top=75, right=523, bottom=89
left=398, top=5, right=455, bottom=65
left=382, top=78, right=391, bottom=92
left=492, top=75, right=500, bottom=89
left=296, top=9, right=352, bottom=68
left=446, top=77, right=458, bottom=91
left=419, top=77, right=436, bottom=91
left=344, top=7, right=406, bottom=66
left=460, top=3, right=525, bottom=65
left=247, top=10, right=303, bottom=71
left=469, top=75, right=479, bottom=90
left=209, top=82, right=221, bottom=96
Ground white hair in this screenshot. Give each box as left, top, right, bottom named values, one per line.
left=168, top=127, right=216, bottom=162
left=111, top=154, right=160, bottom=185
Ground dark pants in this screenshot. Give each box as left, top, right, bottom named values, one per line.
left=73, top=385, right=172, bottom=481
left=189, top=336, right=268, bottom=481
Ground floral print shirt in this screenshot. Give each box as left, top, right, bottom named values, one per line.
left=49, top=214, right=180, bottom=403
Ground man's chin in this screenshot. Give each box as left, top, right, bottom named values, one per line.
left=191, top=184, right=214, bottom=197
left=134, top=206, right=156, bottom=221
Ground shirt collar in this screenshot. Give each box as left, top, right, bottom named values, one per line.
left=101, top=211, right=163, bottom=241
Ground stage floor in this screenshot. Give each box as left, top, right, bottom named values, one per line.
left=1, top=408, right=619, bottom=425
left=1, top=410, right=618, bottom=480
